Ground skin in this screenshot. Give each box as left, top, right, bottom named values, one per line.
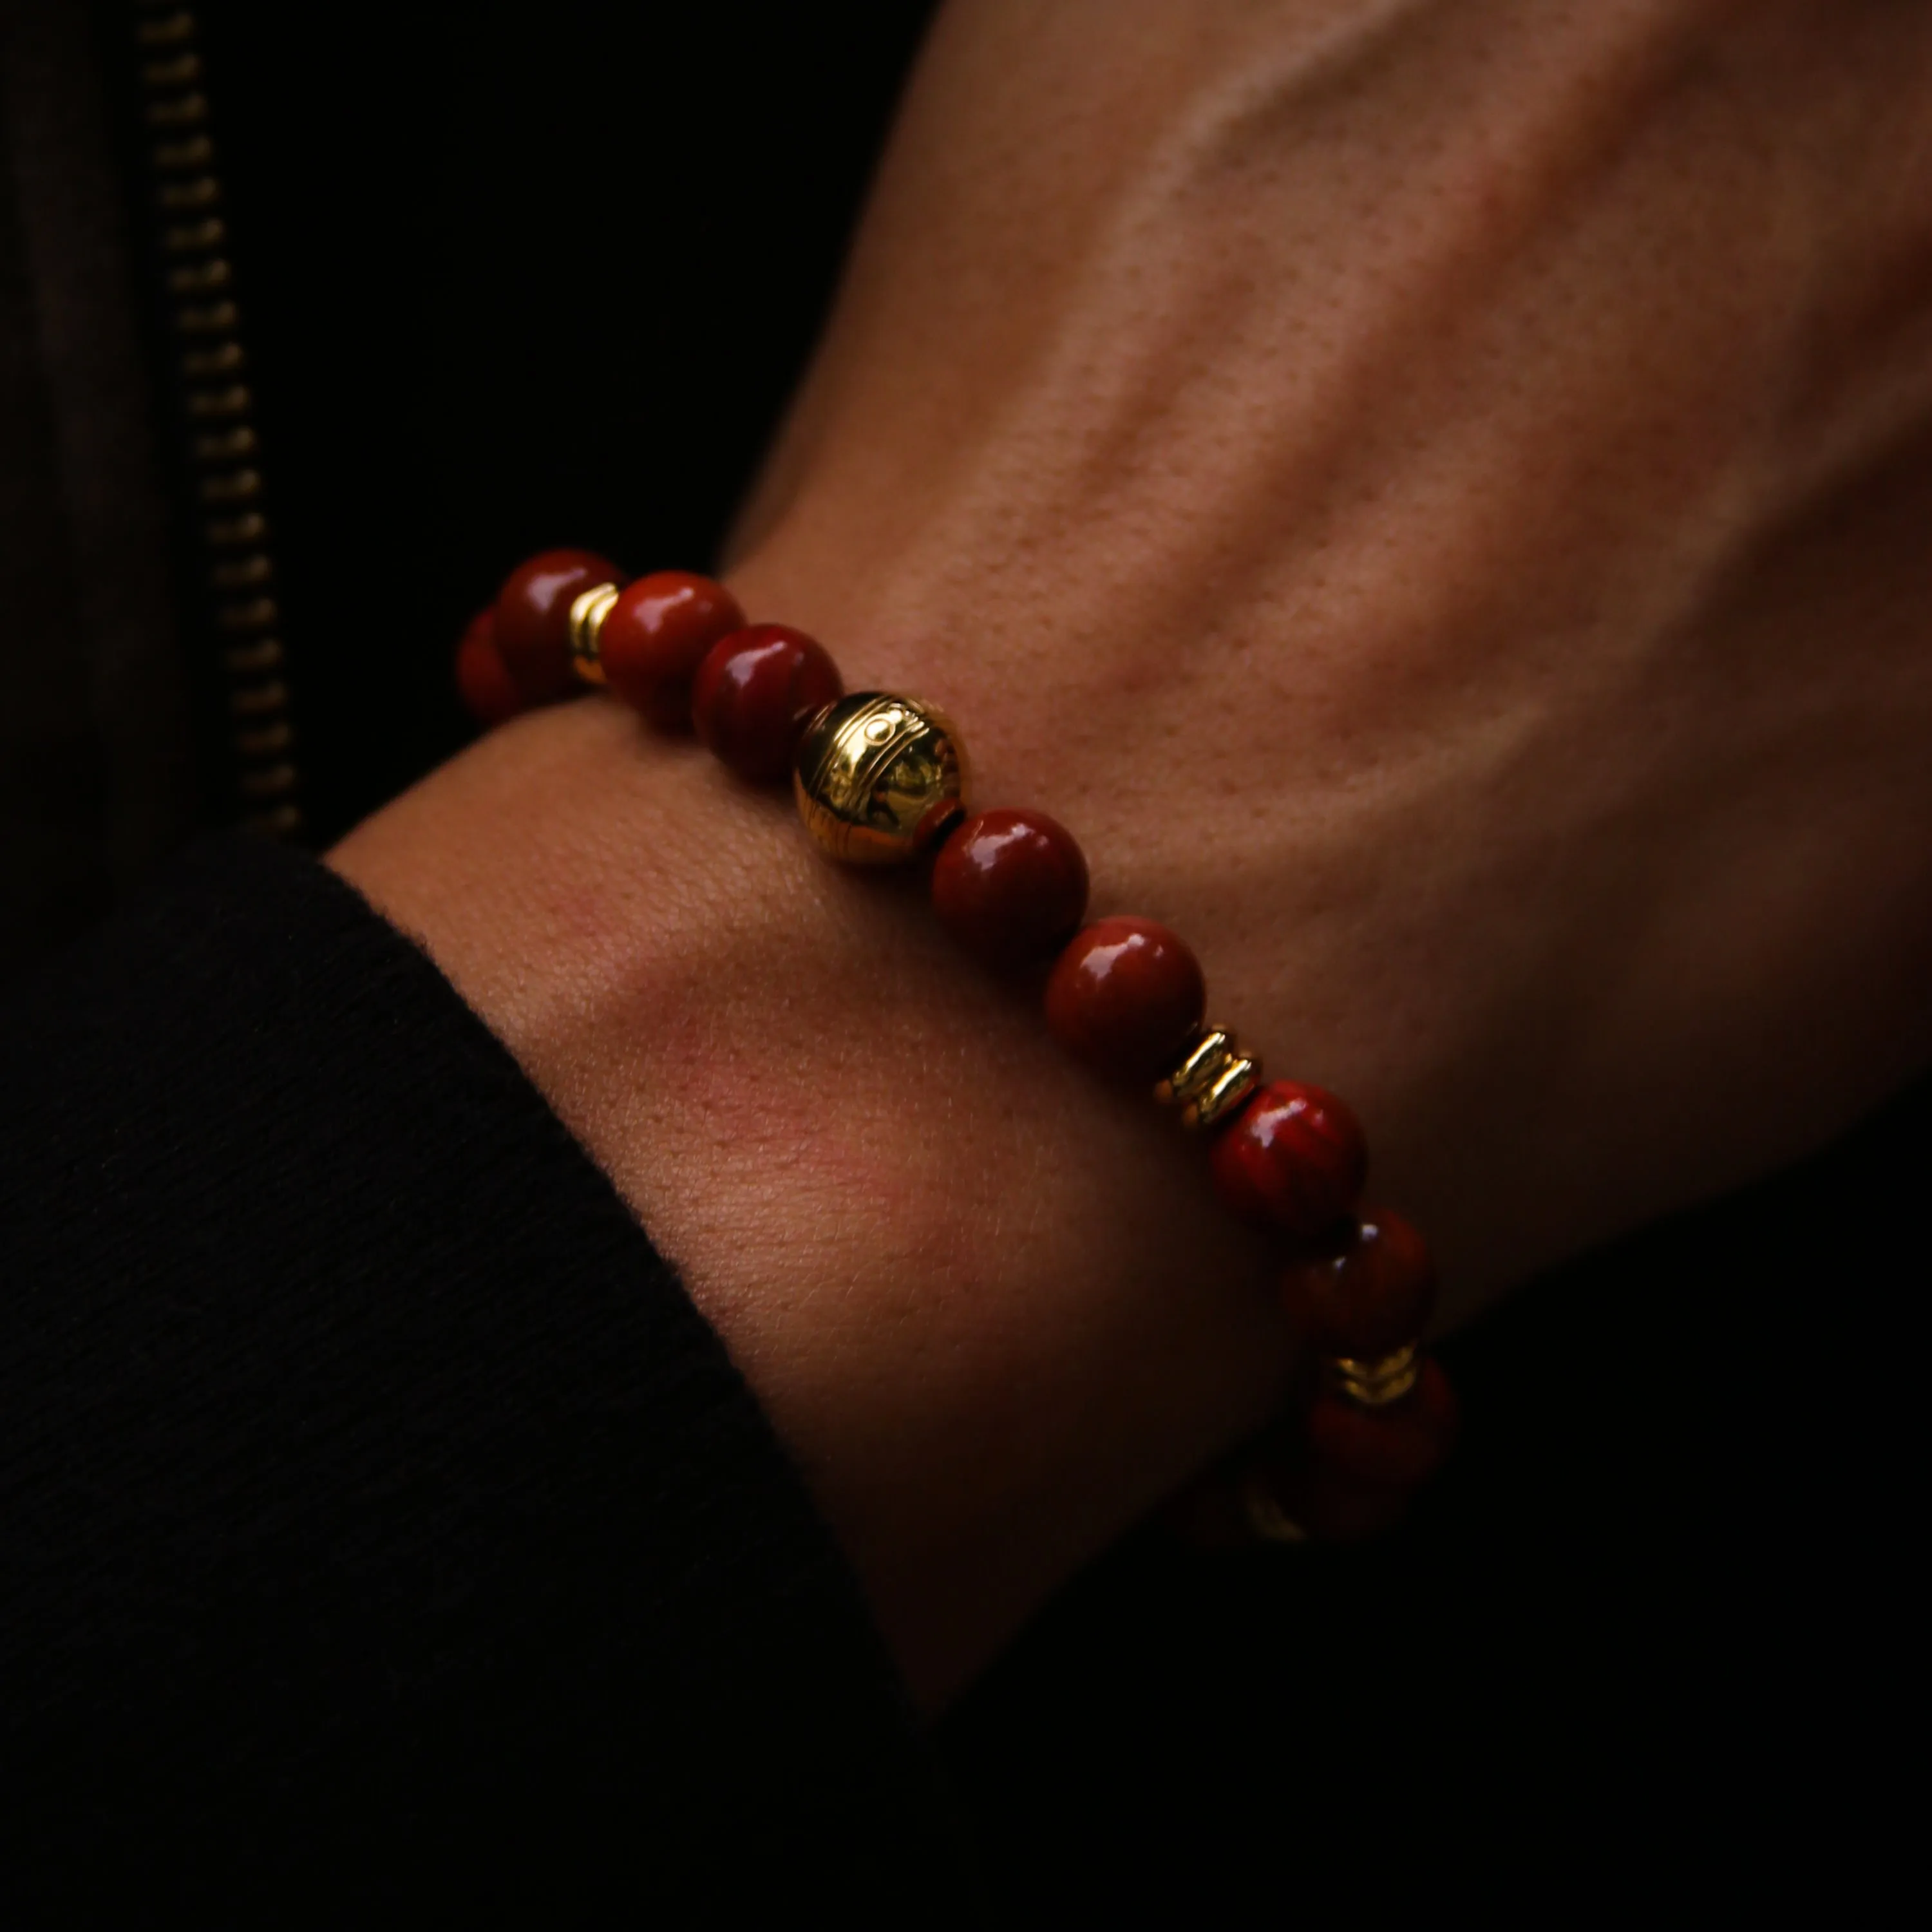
left=332, top=0, right=1932, bottom=1707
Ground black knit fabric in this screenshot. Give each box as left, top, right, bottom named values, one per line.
left=0, top=833, right=977, bottom=1922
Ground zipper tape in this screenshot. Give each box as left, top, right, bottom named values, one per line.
left=134, top=3, right=302, bottom=837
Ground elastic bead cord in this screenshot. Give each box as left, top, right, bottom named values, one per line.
left=459, top=551, right=1456, bottom=1540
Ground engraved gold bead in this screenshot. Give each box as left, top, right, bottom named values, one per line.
left=1153, top=1026, right=1262, bottom=1131
left=568, top=581, right=621, bottom=686
left=1329, top=1343, right=1421, bottom=1409
left=793, top=691, right=970, bottom=865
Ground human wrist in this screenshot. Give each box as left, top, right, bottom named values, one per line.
left=330, top=693, right=1294, bottom=1703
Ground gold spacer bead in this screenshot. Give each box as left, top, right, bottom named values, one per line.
left=1329, top=1343, right=1421, bottom=1409
left=568, top=581, right=621, bottom=685
left=1153, top=1026, right=1262, bottom=1131
left=793, top=692, right=970, bottom=865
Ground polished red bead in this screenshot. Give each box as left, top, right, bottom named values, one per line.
left=493, top=547, right=624, bottom=704
left=1209, top=1079, right=1367, bottom=1238
left=453, top=607, right=523, bottom=727
left=931, top=808, right=1090, bottom=972
left=690, top=623, right=844, bottom=783
left=1251, top=1356, right=1458, bottom=1541
left=600, top=571, right=746, bottom=730
left=1280, top=1208, right=1436, bottom=1360
left=1044, top=916, right=1207, bottom=1080
left=1306, top=1358, right=1459, bottom=1491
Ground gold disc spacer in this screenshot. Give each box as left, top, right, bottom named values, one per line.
left=568, top=580, right=621, bottom=685
left=1153, top=1027, right=1262, bottom=1131
left=1329, top=1343, right=1421, bottom=1409
left=793, top=692, right=971, bottom=865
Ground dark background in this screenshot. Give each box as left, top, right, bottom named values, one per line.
left=74, top=0, right=1922, bottom=1911
left=124, top=0, right=938, bottom=844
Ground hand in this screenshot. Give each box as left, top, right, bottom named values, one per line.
left=332, top=0, right=1932, bottom=1703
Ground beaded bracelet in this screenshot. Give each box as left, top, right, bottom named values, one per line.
left=457, top=549, right=1457, bottom=1542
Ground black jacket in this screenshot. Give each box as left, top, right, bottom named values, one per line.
left=1, top=2, right=1919, bottom=1918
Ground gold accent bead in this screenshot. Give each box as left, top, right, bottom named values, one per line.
left=1330, top=1343, right=1421, bottom=1408
left=568, top=581, right=621, bottom=685
left=793, top=692, right=970, bottom=865
left=1153, top=1027, right=1262, bottom=1131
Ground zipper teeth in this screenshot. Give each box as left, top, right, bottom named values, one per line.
left=133, top=4, right=302, bottom=838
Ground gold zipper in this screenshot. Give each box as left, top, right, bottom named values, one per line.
left=133, top=3, right=302, bottom=837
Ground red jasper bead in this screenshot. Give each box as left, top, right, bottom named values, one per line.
left=494, top=547, right=624, bottom=704
left=600, top=571, right=746, bottom=730
left=1306, top=1358, right=1459, bottom=1491
left=1209, top=1079, right=1367, bottom=1238
left=691, top=623, right=844, bottom=783
left=454, top=607, right=523, bottom=727
left=1044, top=916, right=1206, bottom=1080
left=1280, top=1208, right=1437, bottom=1361
left=932, top=808, right=1090, bottom=972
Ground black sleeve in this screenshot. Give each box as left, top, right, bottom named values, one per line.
left=0, top=834, right=982, bottom=1924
